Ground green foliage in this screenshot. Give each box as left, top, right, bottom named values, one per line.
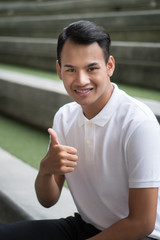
left=0, top=115, right=49, bottom=169
left=0, top=115, right=69, bottom=187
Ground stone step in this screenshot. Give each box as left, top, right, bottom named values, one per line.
left=0, top=37, right=57, bottom=72
left=0, top=70, right=159, bottom=130
left=0, top=37, right=159, bottom=90
left=111, top=41, right=160, bottom=90
left=0, top=148, right=77, bottom=223
left=0, top=0, right=159, bottom=17
left=1, top=0, right=72, bottom=1
left=0, top=10, right=159, bottom=42
left=0, top=69, right=71, bottom=129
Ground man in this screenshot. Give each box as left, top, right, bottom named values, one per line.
left=1, top=20, right=160, bottom=240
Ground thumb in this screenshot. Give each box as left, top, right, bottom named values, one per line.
left=48, top=128, right=59, bottom=146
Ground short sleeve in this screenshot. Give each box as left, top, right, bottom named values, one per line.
left=126, top=120, right=160, bottom=188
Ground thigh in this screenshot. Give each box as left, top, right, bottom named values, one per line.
left=0, top=214, right=101, bottom=240
left=0, top=218, right=76, bottom=240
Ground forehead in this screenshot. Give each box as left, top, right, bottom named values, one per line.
left=60, top=39, right=105, bottom=64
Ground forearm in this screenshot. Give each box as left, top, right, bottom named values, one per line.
left=87, top=217, right=153, bottom=240
left=88, top=187, right=158, bottom=240
left=35, top=128, right=77, bottom=207
left=35, top=170, right=65, bottom=208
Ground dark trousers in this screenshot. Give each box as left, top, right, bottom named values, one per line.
left=0, top=213, right=100, bottom=240
left=0, top=213, right=156, bottom=240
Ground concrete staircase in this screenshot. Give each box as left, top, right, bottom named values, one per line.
left=0, top=0, right=160, bottom=90
left=0, top=1, right=160, bottom=224
left=1, top=0, right=160, bottom=17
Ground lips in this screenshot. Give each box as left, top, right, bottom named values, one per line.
left=74, top=88, right=93, bottom=96
left=75, top=89, right=92, bottom=93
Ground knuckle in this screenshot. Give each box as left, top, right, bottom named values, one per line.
left=57, top=152, right=65, bottom=159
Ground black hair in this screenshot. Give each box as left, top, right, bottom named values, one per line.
left=57, top=20, right=111, bottom=66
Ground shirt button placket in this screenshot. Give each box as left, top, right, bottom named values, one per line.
left=85, top=122, right=94, bottom=163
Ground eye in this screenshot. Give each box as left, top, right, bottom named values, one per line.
left=66, top=68, right=75, bottom=73
left=88, top=67, right=98, bottom=72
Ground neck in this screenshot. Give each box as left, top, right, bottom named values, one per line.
left=82, top=84, right=114, bottom=120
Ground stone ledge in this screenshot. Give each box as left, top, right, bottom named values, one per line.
left=0, top=70, right=72, bottom=129
left=0, top=69, right=159, bottom=129
left=0, top=10, right=159, bottom=42
left=0, top=0, right=159, bottom=17
left=0, top=39, right=159, bottom=90
left=0, top=148, right=77, bottom=224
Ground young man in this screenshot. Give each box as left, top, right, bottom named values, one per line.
left=1, top=20, right=160, bottom=240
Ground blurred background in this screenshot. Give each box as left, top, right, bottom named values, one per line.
left=0, top=0, right=160, bottom=168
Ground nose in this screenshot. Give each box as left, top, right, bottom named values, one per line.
left=75, top=70, right=90, bottom=86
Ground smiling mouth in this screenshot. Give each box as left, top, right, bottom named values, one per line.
left=75, top=88, right=93, bottom=94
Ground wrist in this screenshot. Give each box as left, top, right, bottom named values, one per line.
left=39, top=157, right=53, bottom=177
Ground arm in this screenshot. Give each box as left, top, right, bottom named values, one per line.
left=87, top=187, right=158, bottom=240
left=35, top=128, right=78, bottom=208
left=35, top=169, right=65, bottom=208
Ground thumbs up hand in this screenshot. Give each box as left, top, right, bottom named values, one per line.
left=40, top=128, right=78, bottom=176
left=48, top=128, right=59, bottom=145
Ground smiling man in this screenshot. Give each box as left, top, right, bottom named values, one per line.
left=0, top=20, right=160, bottom=240
left=56, top=40, right=114, bottom=119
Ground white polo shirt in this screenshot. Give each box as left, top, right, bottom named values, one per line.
left=53, top=83, right=160, bottom=238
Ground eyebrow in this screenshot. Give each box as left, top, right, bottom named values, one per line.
left=64, top=62, right=99, bottom=68
left=87, top=63, right=99, bottom=67
left=64, top=64, right=75, bottom=68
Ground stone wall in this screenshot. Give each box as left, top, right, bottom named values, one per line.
left=0, top=0, right=160, bottom=89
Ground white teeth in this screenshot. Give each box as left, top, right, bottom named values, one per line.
left=76, top=89, right=91, bottom=93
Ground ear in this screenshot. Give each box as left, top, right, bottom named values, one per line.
left=56, top=60, right=63, bottom=80
left=107, top=56, right=115, bottom=77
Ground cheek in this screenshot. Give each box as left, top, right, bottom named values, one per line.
left=93, top=74, right=107, bottom=87
left=62, top=78, right=73, bottom=93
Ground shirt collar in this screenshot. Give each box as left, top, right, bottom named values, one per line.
left=78, top=83, right=120, bottom=127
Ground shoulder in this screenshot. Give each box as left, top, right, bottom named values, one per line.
left=53, top=101, right=81, bottom=128
left=112, top=84, right=159, bottom=141
left=55, top=101, right=80, bottom=119
left=115, top=86, right=158, bottom=126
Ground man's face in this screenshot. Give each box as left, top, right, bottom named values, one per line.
left=57, top=39, right=115, bottom=119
